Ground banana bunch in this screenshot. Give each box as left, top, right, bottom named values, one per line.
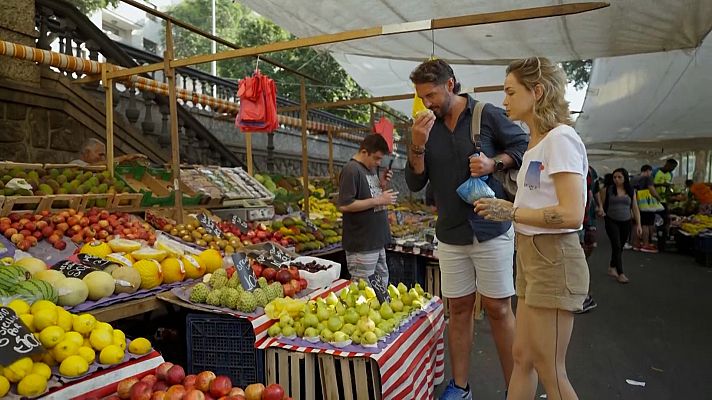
left=680, top=214, right=712, bottom=235
left=300, top=196, right=342, bottom=220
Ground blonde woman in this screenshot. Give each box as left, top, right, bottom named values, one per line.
left=475, top=58, right=589, bottom=400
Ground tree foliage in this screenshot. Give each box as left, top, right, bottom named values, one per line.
left=561, top=59, right=592, bottom=90
left=72, top=0, right=119, bottom=13
left=166, top=0, right=373, bottom=122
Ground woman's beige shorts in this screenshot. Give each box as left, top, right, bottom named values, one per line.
left=515, top=232, right=589, bottom=312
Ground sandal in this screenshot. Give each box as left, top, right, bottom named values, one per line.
left=617, top=274, right=630, bottom=284
left=608, top=267, right=619, bottom=278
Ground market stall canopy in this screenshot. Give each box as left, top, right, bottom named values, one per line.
left=239, top=0, right=712, bottom=115
left=576, top=33, right=712, bottom=153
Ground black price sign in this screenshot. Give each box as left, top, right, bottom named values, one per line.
left=368, top=273, right=390, bottom=304
left=300, top=212, right=319, bottom=233
left=0, top=307, right=44, bottom=365
left=231, top=215, right=249, bottom=234
left=395, top=211, right=405, bottom=225
left=261, top=242, right=293, bottom=264
left=197, top=213, right=224, bottom=239
left=52, top=260, right=97, bottom=279
left=77, top=253, right=117, bottom=270
left=232, top=252, right=257, bottom=292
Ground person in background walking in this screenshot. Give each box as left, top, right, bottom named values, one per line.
left=633, top=165, right=662, bottom=253
left=599, top=168, right=642, bottom=283
left=575, top=165, right=599, bottom=313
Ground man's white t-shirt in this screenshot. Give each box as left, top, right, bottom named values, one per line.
left=513, top=124, right=588, bottom=235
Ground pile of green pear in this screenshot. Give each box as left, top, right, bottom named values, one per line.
left=267, top=279, right=431, bottom=346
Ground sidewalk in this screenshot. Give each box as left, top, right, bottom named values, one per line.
left=434, top=237, right=712, bottom=399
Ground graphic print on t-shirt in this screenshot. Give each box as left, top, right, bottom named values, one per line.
left=366, top=174, right=385, bottom=212
left=524, top=161, right=543, bottom=190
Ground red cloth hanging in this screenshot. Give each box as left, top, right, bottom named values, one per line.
left=236, top=69, right=278, bottom=132
left=373, top=116, right=394, bottom=153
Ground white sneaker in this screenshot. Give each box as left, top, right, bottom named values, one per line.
left=623, top=243, right=633, bottom=250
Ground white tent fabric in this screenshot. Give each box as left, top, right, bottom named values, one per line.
left=330, top=53, right=507, bottom=116
left=576, top=33, right=712, bottom=153
left=240, top=0, right=712, bottom=63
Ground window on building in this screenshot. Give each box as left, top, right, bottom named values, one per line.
left=143, top=39, right=158, bottom=54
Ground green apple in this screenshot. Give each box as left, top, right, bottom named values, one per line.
left=333, top=331, right=349, bottom=343
left=341, top=323, right=356, bottom=336
left=279, top=314, right=294, bottom=328
left=374, top=327, right=385, bottom=339
left=344, top=309, right=360, bottom=325
left=304, top=327, right=319, bottom=338
left=327, top=316, right=343, bottom=332
left=317, top=305, right=331, bottom=322
left=268, top=324, right=281, bottom=337
left=362, top=331, right=378, bottom=345
left=351, top=330, right=362, bottom=344
left=357, top=317, right=375, bottom=333
left=320, top=328, right=334, bottom=342
left=357, top=303, right=370, bottom=317
left=302, top=312, right=319, bottom=328
left=368, top=309, right=382, bottom=325
left=282, top=325, right=296, bottom=337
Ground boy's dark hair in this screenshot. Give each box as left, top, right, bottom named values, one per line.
left=360, top=134, right=390, bottom=155
left=409, top=59, right=461, bottom=94
left=665, top=159, right=678, bottom=167
left=641, top=164, right=653, bottom=172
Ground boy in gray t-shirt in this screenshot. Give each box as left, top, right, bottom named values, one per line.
left=338, top=134, right=397, bottom=283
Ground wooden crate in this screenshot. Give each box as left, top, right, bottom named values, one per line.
left=0, top=162, right=44, bottom=170
left=266, top=348, right=319, bottom=400
left=43, top=163, right=107, bottom=172
left=77, top=193, right=115, bottom=212
left=1, top=196, right=42, bottom=216
left=318, top=354, right=382, bottom=400
left=37, top=195, right=82, bottom=213
left=426, top=262, right=448, bottom=318
left=109, top=193, right=143, bottom=210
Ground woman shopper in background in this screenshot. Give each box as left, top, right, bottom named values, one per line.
left=475, top=57, right=589, bottom=400
left=599, top=168, right=642, bottom=283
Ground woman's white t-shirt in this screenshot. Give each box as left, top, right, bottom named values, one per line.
left=513, top=124, right=588, bottom=235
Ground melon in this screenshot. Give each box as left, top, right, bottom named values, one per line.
left=0, top=265, right=31, bottom=292
left=106, top=253, right=134, bottom=268
left=132, top=260, right=163, bottom=289
left=80, top=241, right=113, bottom=258
left=181, top=255, right=206, bottom=280
left=131, top=248, right=168, bottom=262
left=34, top=269, right=67, bottom=286
left=82, top=271, right=116, bottom=300
left=108, top=238, right=142, bottom=253
left=111, top=267, right=141, bottom=294
left=14, top=257, right=47, bottom=276
left=55, top=278, right=89, bottom=307
left=14, top=279, right=58, bottom=303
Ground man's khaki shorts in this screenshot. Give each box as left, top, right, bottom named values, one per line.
left=515, top=232, right=589, bottom=312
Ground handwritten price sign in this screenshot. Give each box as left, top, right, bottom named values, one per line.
left=77, top=253, right=116, bottom=270
left=0, top=307, right=44, bottom=365
left=52, top=260, right=97, bottom=279
left=197, top=213, right=224, bottom=239
left=232, top=252, right=257, bottom=292
left=367, top=273, right=390, bottom=303
left=300, top=213, right=319, bottom=233
left=231, top=215, right=249, bottom=234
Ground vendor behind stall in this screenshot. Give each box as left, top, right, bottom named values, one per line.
left=70, top=138, right=147, bottom=166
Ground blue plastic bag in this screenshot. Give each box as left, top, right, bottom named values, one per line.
left=456, top=154, right=495, bottom=204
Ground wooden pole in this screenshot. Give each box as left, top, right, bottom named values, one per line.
left=246, top=133, right=254, bottom=176
left=328, top=129, right=334, bottom=179
left=106, top=3, right=609, bottom=80
left=301, top=78, right=310, bottom=215
left=102, top=65, right=114, bottom=178
left=165, top=21, right=184, bottom=223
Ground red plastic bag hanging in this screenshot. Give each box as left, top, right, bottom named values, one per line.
left=236, top=69, right=278, bottom=132
left=373, top=116, right=394, bottom=153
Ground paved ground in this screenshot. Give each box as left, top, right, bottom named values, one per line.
left=434, top=234, right=712, bottom=399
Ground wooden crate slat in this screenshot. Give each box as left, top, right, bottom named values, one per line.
left=304, top=351, right=316, bottom=400
left=354, top=358, right=369, bottom=400
left=340, top=357, right=353, bottom=400
left=318, top=354, right=340, bottom=399
left=290, top=352, right=301, bottom=400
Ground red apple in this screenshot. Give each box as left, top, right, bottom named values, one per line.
left=35, top=220, right=48, bottom=230
left=8, top=214, right=20, bottom=223
left=140, top=374, right=158, bottom=388
left=183, top=374, right=197, bottom=389
left=32, top=230, right=43, bottom=240
left=290, top=279, right=301, bottom=293
left=276, top=269, right=292, bottom=284
left=117, top=377, right=139, bottom=400
left=4, top=228, right=17, bottom=239
left=70, top=225, right=82, bottom=234
left=261, top=268, right=277, bottom=282
left=299, top=278, right=308, bottom=291
left=184, top=389, right=205, bottom=400
left=42, top=226, right=54, bottom=238
left=282, top=283, right=295, bottom=298
left=155, top=362, right=174, bottom=380
left=166, top=365, right=185, bottom=385
left=228, top=388, right=245, bottom=397
left=98, top=230, right=110, bottom=239
left=24, top=221, right=36, bottom=232
left=153, top=381, right=169, bottom=392
left=209, top=376, right=232, bottom=398
left=79, top=217, right=90, bottom=227
left=56, top=222, right=69, bottom=232
left=151, top=392, right=166, bottom=400
left=89, top=215, right=99, bottom=224
left=287, top=266, right=300, bottom=280
left=99, top=220, right=110, bottom=228
left=165, top=385, right=186, bottom=400
left=129, top=381, right=152, bottom=400
left=19, top=229, right=31, bottom=237
left=261, top=384, right=285, bottom=400
left=195, top=370, right=216, bottom=392
left=53, top=240, right=67, bottom=251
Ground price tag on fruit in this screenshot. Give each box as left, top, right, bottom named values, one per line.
left=367, top=273, right=390, bottom=303
left=52, top=260, right=97, bottom=279
left=0, top=307, right=45, bottom=365
left=230, top=215, right=250, bottom=234
left=76, top=253, right=116, bottom=270
left=232, top=252, right=257, bottom=292
left=197, top=213, right=224, bottom=239
left=261, top=242, right=293, bottom=264
left=300, top=212, right=319, bottom=233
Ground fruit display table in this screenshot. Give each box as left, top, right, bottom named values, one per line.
left=42, top=350, right=164, bottom=399
left=255, top=280, right=447, bottom=400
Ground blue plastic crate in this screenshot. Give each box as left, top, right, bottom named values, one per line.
left=186, top=313, right=264, bottom=388
left=386, top=250, right=426, bottom=288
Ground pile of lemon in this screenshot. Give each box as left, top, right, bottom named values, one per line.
left=1, top=299, right=152, bottom=397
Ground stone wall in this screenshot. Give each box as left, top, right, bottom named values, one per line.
left=0, top=0, right=40, bottom=86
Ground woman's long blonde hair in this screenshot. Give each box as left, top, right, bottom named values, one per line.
left=506, top=57, right=572, bottom=134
